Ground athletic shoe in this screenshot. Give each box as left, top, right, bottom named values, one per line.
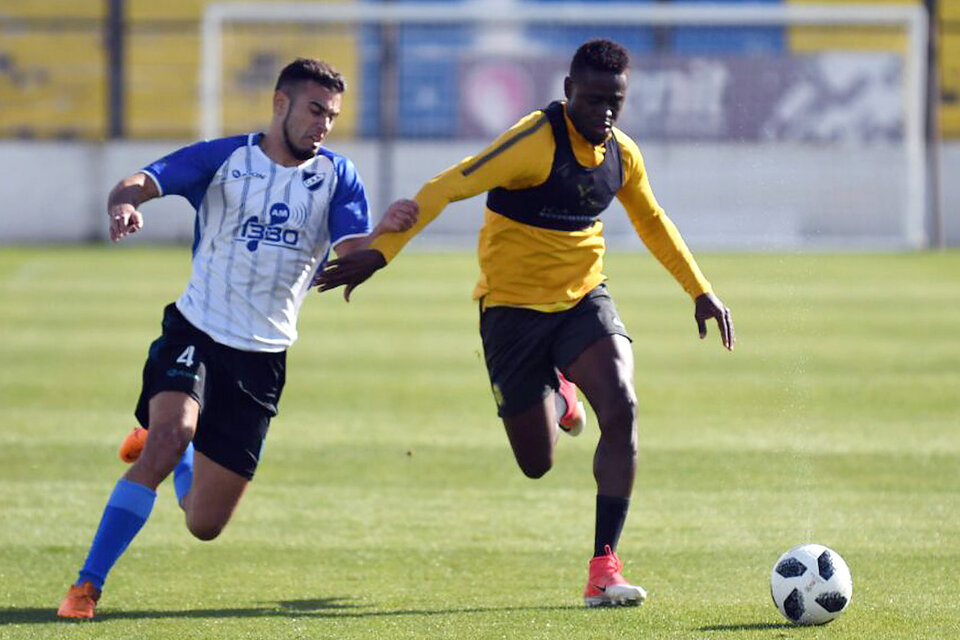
left=57, top=582, right=100, bottom=619
left=557, top=371, right=586, bottom=436
left=119, top=427, right=148, bottom=463
left=583, top=545, right=647, bottom=607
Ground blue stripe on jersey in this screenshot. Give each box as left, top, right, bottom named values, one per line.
left=201, top=163, right=229, bottom=322
left=143, top=135, right=249, bottom=211
left=268, top=177, right=297, bottom=320
left=318, top=148, right=372, bottom=244
left=243, top=160, right=278, bottom=339
left=193, top=197, right=207, bottom=257
left=220, top=141, right=256, bottom=332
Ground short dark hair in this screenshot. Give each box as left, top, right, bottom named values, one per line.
left=569, top=39, right=630, bottom=77
left=275, top=57, right=346, bottom=94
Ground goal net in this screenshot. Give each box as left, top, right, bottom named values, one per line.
left=201, top=2, right=929, bottom=250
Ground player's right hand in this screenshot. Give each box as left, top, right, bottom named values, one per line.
left=109, top=203, right=144, bottom=242
left=378, top=198, right=419, bottom=233
left=695, top=292, right=735, bottom=351
left=314, top=249, right=387, bottom=302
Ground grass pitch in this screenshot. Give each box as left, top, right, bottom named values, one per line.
left=0, top=247, right=958, bottom=639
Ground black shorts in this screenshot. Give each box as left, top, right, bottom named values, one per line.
left=479, top=284, right=631, bottom=417
left=134, top=303, right=286, bottom=480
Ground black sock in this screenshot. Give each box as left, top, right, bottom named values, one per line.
left=594, top=495, right=630, bottom=557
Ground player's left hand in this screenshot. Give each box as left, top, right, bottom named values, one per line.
left=313, top=249, right=387, bottom=302
left=377, top=198, right=419, bottom=233
left=108, top=203, right=144, bottom=243
left=695, top=292, right=735, bottom=351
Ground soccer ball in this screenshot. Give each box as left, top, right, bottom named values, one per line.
left=770, top=544, right=853, bottom=625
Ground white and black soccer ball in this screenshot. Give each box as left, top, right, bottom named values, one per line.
left=770, top=544, right=853, bottom=625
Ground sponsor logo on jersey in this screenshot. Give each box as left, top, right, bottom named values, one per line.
left=302, top=170, right=327, bottom=191
left=239, top=202, right=301, bottom=251
left=231, top=168, right=268, bottom=180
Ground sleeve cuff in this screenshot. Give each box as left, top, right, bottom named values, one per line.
left=140, top=169, right=163, bottom=197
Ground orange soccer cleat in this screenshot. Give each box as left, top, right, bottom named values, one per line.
left=557, top=371, right=586, bottom=436
left=583, top=546, right=647, bottom=607
left=119, top=427, right=148, bottom=463
left=57, top=582, right=101, bottom=619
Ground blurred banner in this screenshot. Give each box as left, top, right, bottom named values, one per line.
left=459, top=53, right=904, bottom=142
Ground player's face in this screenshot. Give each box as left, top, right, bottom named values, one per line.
left=564, top=69, right=628, bottom=145
left=281, top=81, right=342, bottom=161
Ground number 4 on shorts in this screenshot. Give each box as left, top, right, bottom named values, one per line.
left=176, top=345, right=196, bottom=368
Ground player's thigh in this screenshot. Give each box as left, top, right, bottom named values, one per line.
left=147, top=391, right=200, bottom=438
left=182, top=385, right=269, bottom=539
left=191, top=350, right=281, bottom=482
left=142, top=391, right=200, bottom=463
left=126, top=392, right=199, bottom=487
left=480, top=303, right=560, bottom=418
left=553, top=286, right=635, bottom=418
left=564, top=334, right=636, bottom=426
left=184, top=450, right=249, bottom=540
left=134, top=303, right=211, bottom=432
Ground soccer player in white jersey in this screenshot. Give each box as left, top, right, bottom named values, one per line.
left=57, top=58, right=418, bottom=619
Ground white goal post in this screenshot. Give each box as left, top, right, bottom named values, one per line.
left=200, top=2, right=929, bottom=249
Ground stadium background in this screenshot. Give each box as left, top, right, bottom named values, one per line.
left=0, top=0, right=957, bottom=247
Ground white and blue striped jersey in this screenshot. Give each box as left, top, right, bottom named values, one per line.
left=142, top=133, right=371, bottom=352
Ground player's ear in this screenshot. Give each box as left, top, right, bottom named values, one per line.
left=563, top=76, right=572, bottom=100
left=273, top=89, right=290, bottom=117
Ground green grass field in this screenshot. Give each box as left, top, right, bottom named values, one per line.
left=0, top=247, right=958, bottom=639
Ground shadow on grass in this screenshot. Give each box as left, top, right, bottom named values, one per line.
left=0, top=598, right=580, bottom=624
left=698, top=622, right=795, bottom=632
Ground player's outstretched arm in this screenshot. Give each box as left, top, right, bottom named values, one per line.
left=107, top=172, right=158, bottom=242
left=315, top=198, right=419, bottom=302
left=695, top=292, right=735, bottom=351
left=332, top=198, right=419, bottom=257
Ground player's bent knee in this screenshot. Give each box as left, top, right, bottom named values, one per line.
left=128, top=424, right=192, bottom=481
left=185, top=514, right=225, bottom=541
left=189, top=525, right=223, bottom=542
left=146, top=421, right=194, bottom=455
left=518, top=457, right=552, bottom=479
left=522, top=466, right=551, bottom=479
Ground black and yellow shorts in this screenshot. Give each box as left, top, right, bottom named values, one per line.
left=479, top=284, right=631, bottom=418
left=134, top=303, right=286, bottom=480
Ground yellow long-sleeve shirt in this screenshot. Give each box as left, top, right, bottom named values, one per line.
left=370, top=103, right=713, bottom=311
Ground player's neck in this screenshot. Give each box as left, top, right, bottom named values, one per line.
left=259, top=131, right=309, bottom=168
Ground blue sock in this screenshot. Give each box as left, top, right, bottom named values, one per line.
left=76, top=479, right=156, bottom=589
left=173, top=442, right=194, bottom=506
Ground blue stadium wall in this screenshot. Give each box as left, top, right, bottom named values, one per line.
left=358, top=0, right=787, bottom=139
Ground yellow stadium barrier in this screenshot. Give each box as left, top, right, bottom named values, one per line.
left=126, top=31, right=200, bottom=139
left=0, top=31, right=105, bottom=139
left=219, top=25, right=360, bottom=138
left=788, top=0, right=919, bottom=53
left=0, top=1, right=104, bottom=19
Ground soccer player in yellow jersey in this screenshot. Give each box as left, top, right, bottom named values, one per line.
left=317, top=39, right=735, bottom=606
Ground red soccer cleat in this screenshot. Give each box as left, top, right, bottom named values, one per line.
left=119, top=427, right=148, bottom=463
left=57, top=582, right=101, bottom=619
left=583, top=546, right=647, bottom=607
left=557, top=371, right=586, bottom=436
